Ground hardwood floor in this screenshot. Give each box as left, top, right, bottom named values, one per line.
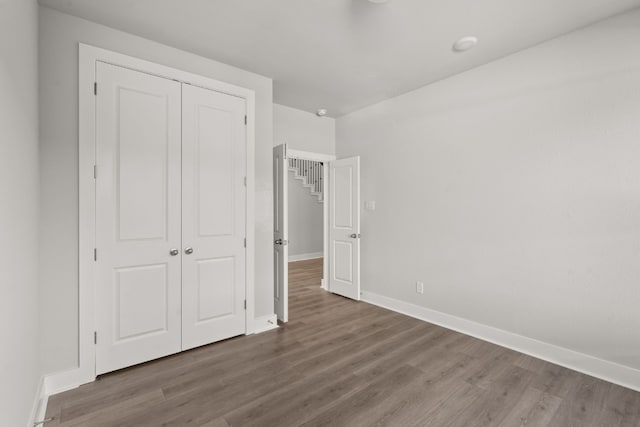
left=45, top=257, right=640, bottom=426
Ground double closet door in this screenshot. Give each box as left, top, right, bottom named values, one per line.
left=94, top=62, right=247, bottom=375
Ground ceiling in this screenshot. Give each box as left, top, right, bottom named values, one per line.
left=39, top=0, right=640, bottom=117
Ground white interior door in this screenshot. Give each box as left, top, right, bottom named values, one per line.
left=95, top=62, right=182, bottom=374
left=181, top=83, right=247, bottom=351
left=273, top=144, right=288, bottom=322
left=329, top=157, right=361, bottom=300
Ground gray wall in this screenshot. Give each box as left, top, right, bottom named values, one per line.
left=337, top=9, right=640, bottom=371
left=288, top=173, right=323, bottom=258
left=273, top=104, right=334, bottom=260
left=39, top=6, right=274, bottom=375
left=0, top=0, right=41, bottom=424
left=273, top=103, right=335, bottom=155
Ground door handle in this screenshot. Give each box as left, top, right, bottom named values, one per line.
left=184, top=247, right=194, bottom=255
left=274, top=239, right=288, bottom=246
left=170, top=248, right=179, bottom=256
left=350, top=233, right=361, bottom=239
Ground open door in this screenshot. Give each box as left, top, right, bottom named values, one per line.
left=329, top=156, right=360, bottom=300
left=273, top=144, right=288, bottom=322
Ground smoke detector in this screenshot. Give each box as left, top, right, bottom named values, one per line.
left=453, top=36, right=479, bottom=52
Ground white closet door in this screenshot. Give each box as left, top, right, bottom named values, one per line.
left=95, top=62, right=182, bottom=374
left=329, top=157, right=361, bottom=300
left=181, top=83, right=247, bottom=350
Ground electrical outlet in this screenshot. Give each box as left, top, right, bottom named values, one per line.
left=416, top=281, right=424, bottom=294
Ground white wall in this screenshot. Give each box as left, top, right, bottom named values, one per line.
left=0, top=0, right=41, bottom=424
left=274, top=103, right=335, bottom=154
left=288, top=173, right=323, bottom=259
left=337, top=9, right=640, bottom=373
left=39, top=6, right=274, bottom=375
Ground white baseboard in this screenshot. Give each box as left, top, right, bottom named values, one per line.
left=252, top=314, right=279, bottom=334
left=37, top=315, right=279, bottom=411
left=288, top=252, right=323, bottom=262
left=361, top=290, right=640, bottom=393
left=41, top=315, right=281, bottom=400
left=321, top=278, right=328, bottom=290
left=44, top=366, right=93, bottom=396
left=28, top=375, right=47, bottom=427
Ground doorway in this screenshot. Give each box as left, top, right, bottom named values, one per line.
left=288, top=157, right=325, bottom=264
left=273, top=145, right=361, bottom=323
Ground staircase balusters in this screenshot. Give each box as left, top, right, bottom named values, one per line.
left=287, top=156, right=323, bottom=202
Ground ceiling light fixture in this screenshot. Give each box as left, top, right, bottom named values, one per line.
left=368, top=0, right=388, bottom=3
left=316, top=108, right=328, bottom=117
left=453, top=36, right=478, bottom=52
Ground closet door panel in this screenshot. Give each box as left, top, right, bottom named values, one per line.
left=196, top=105, right=235, bottom=237
left=95, top=62, right=182, bottom=374
left=182, top=83, right=247, bottom=350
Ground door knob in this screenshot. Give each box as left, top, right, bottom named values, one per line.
left=184, top=247, right=194, bottom=255
left=170, top=248, right=179, bottom=256
left=350, top=233, right=361, bottom=239
left=274, top=239, right=288, bottom=246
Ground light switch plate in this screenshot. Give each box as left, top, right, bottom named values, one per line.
left=365, top=200, right=376, bottom=211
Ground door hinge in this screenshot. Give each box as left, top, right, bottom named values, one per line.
left=244, top=115, right=247, bottom=125
left=94, top=248, right=97, bottom=261
left=94, top=82, right=97, bottom=96
left=94, top=331, right=97, bottom=344
left=243, top=237, right=246, bottom=248
left=243, top=176, right=247, bottom=187
left=93, top=165, right=97, bottom=179
left=244, top=300, right=247, bottom=310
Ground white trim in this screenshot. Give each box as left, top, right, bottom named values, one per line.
left=28, top=376, right=47, bottom=427
left=244, top=75, right=257, bottom=335
left=288, top=252, right=323, bottom=262
left=287, top=149, right=336, bottom=163
left=361, top=290, right=640, bottom=393
left=43, top=367, right=87, bottom=396
left=79, top=43, right=257, bottom=382
left=252, top=314, right=279, bottom=334
left=322, top=162, right=330, bottom=290
left=77, top=44, right=98, bottom=388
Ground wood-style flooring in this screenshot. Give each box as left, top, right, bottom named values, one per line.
left=45, top=258, right=640, bottom=426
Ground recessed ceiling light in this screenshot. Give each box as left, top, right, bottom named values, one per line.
left=453, top=36, right=479, bottom=53
left=368, top=0, right=388, bottom=4
left=316, top=108, right=328, bottom=117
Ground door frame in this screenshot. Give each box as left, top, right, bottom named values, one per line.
left=286, top=149, right=336, bottom=291
left=275, top=147, right=335, bottom=321
left=78, top=44, right=256, bottom=385
left=273, top=145, right=289, bottom=322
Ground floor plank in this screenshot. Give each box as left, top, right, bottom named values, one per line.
left=44, top=258, right=640, bottom=426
